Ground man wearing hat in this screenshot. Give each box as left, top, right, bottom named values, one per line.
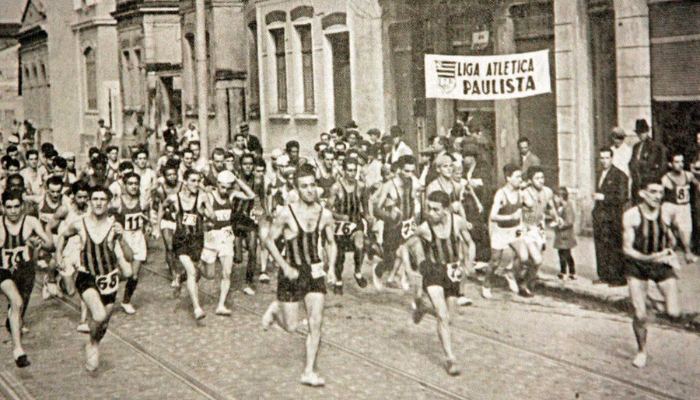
left=239, top=123, right=262, bottom=155
left=629, top=119, right=667, bottom=204
left=386, top=125, right=414, bottom=165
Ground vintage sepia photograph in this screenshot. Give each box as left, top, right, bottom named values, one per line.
left=0, top=0, right=697, bottom=398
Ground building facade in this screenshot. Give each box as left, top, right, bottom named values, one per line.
left=17, top=0, right=120, bottom=157
left=248, top=0, right=387, bottom=152
left=113, top=0, right=182, bottom=153
left=0, top=19, right=23, bottom=138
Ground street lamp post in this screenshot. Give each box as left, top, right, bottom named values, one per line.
left=195, top=0, right=208, bottom=159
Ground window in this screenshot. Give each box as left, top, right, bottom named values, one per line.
left=270, top=29, right=287, bottom=113
left=85, top=48, right=98, bottom=110
left=297, top=25, right=314, bottom=113
left=133, top=49, right=142, bottom=108
left=248, top=23, right=260, bottom=119
left=122, top=51, right=131, bottom=108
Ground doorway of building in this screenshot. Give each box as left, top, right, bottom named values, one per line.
left=590, top=9, right=618, bottom=152
left=652, top=101, right=700, bottom=164
left=328, top=32, right=352, bottom=128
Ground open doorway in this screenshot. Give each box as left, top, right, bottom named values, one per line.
left=327, top=32, right=352, bottom=128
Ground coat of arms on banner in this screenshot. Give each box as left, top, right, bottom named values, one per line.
left=435, top=60, right=457, bottom=92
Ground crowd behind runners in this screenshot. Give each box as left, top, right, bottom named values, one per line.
left=0, top=120, right=690, bottom=383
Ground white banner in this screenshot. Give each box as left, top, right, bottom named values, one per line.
left=425, top=50, right=551, bottom=101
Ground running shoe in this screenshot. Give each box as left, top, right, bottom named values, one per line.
left=632, top=352, right=647, bottom=368
left=504, top=272, right=519, bottom=293
left=14, top=352, right=30, bottom=369
left=446, top=359, right=461, bottom=376
left=215, top=306, right=232, bottom=316
left=300, top=372, right=326, bottom=387
left=333, top=283, right=343, bottom=296
left=456, top=296, right=473, bottom=307
left=518, top=286, right=534, bottom=298
left=258, top=273, right=270, bottom=284
left=194, top=308, right=206, bottom=321
left=354, top=273, right=368, bottom=288
left=77, top=323, right=90, bottom=333
left=481, top=286, right=493, bottom=299
left=243, top=287, right=256, bottom=296
left=121, top=303, right=136, bottom=315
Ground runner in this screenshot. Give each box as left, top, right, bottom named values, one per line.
left=230, top=154, right=264, bottom=295
left=19, top=149, right=44, bottom=196
left=201, top=148, right=227, bottom=188
left=32, top=175, right=69, bottom=297
left=426, top=154, right=466, bottom=220
left=105, top=146, right=121, bottom=185
left=409, top=191, right=475, bottom=376
left=1, top=190, right=54, bottom=367
left=108, top=161, right=134, bottom=199
left=622, top=177, right=682, bottom=368
left=160, top=169, right=213, bottom=320
left=111, top=172, right=151, bottom=314
left=315, top=149, right=336, bottom=207
left=327, top=158, right=368, bottom=294
left=200, top=170, right=254, bottom=314
left=253, top=157, right=272, bottom=284
left=661, top=152, right=699, bottom=263
left=132, top=149, right=157, bottom=206
left=261, top=164, right=337, bottom=387
left=153, top=159, right=183, bottom=288
left=519, top=166, right=558, bottom=296
left=482, top=163, right=531, bottom=299
left=55, top=186, right=134, bottom=371
left=47, top=180, right=92, bottom=332
left=373, top=155, right=421, bottom=291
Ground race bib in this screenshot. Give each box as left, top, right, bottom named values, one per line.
left=334, top=221, right=357, bottom=237
left=214, top=209, right=232, bottom=222
left=310, top=262, right=326, bottom=279
left=95, top=269, right=120, bottom=295
left=446, top=262, right=464, bottom=283
left=182, top=212, right=197, bottom=226
left=1, top=246, right=29, bottom=271
left=676, top=185, right=690, bottom=205
left=124, top=212, right=143, bottom=231
left=401, top=218, right=416, bottom=240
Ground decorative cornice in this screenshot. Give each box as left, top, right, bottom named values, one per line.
left=216, top=69, right=247, bottom=81
left=145, top=62, right=182, bottom=72
left=71, top=17, right=118, bottom=32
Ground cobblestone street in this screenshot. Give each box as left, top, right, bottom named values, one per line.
left=0, top=242, right=697, bottom=400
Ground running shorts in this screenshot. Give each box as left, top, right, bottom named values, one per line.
left=625, top=259, right=678, bottom=283
left=490, top=224, right=523, bottom=251
left=201, top=228, right=234, bottom=264
left=276, top=263, right=326, bottom=302
left=75, top=270, right=118, bottom=305
left=420, top=260, right=461, bottom=298
left=122, top=230, right=147, bottom=262
left=160, top=219, right=177, bottom=231
left=661, top=203, right=692, bottom=239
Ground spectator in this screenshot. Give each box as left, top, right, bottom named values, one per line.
left=95, top=119, right=112, bottom=151
left=181, top=123, right=200, bottom=150
left=629, top=118, right=666, bottom=204
left=386, top=125, right=413, bottom=165
left=238, top=123, right=262, bottom=155
left=554, top=187, right=577, bottom=280
left=518, top=137, right=541, bottom=178
left=132, top=115, right=154, bottom=154
left=610, top=127, right=632, bottom=178
left=162, top=119, right=179, bottom=149
left=592, top=147, right=629, bottom=286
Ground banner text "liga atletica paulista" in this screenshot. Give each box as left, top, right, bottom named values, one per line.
left=459, top=58, right=536, bottom=95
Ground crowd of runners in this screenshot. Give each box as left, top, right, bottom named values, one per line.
left=0, top=124, right=686, bottom=384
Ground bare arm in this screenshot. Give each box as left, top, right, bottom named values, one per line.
left=321, top=209, right=337, bottom=272
left=46, top=205, right=69, bottom=235
left=264, top=208, right=297, bottom=279
left=55, top=221, right=80, bottom=265
left=623, top=211, right=669, bottom=262
left=28, top=217, right=54, bottom=251
left=457, top=218, right=476, bottom=264
left=232, top=177, right=256, bottom=200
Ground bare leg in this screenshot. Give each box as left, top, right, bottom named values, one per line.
left=301, top=293, right=325, bottom=386
left=628, top=277, right=649, bottom=367
left=216, top=255, right=233, bottom=315
left=179, top=255, right=205, bottom=319
left=1, top=280, right=27, bottom=366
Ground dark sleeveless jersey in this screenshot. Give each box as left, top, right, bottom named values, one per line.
left=231, top=175, right=262, bottom=217
left=422, top=214, right=460, bottom=265
left=81, top=220, right=118, bottom=277
left=175, top=193, right=203, bottom=238
left=317, top=169, right=335, bottom=199
left=156, top=182, right=181, bottom=222
left=211, top=194, right=233, bottom=230
left=496, top=189, right=521, bottom=228
left=633, top=206, right=669, bottom=255
left=335, top=181, right=363, bottom=223
left=392, top=179, right=414, bottom=219
left=115, top=196, right=145, bottom=232
left=1, top=216, right=32, bottom=271
left=286, top=205, right=323, bottom=268
left=39, top=196, right=62, bottom=234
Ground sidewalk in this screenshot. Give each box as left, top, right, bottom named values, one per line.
left=534, top=230, right=700, bottom=331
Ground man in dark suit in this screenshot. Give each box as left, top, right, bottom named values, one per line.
left=629, top=119, right=666, bottom=204
left=518, top=136, right=541, bottom=178
left=162, top=120, right=179, bottom=149
left=593, top=147, right=629, bottom=285
left=238, top=123, right=262, bottom=155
